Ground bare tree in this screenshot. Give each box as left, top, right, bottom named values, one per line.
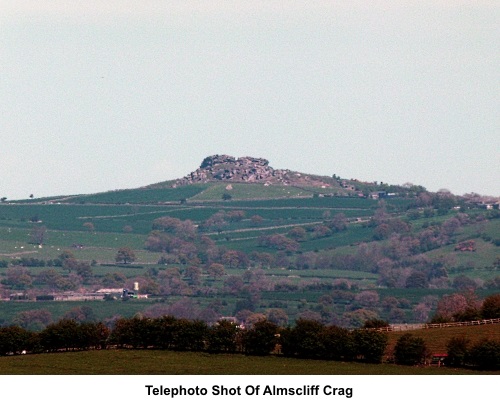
left=29, top=225, right=47, bottom=245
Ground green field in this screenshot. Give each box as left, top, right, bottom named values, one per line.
left=0, top=349, right=492, bottom=375
left=0, top=183, right=499, bottom=332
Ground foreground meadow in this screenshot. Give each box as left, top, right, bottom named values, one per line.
left=0, top=349, right=495, bottom=375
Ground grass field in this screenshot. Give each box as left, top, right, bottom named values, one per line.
left=0, top=349, right=493, bottom=375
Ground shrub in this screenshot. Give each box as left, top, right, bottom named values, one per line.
left=481, top=294, right=500, bottom=319
left=467, top=339, right=500, bottom=370
left=445, top=336, right=470, bottom=367
left=0, top=326, right=34, bottom=356
left=394, top=333, right=428, bottom=366
left=352, top=329, right=388, bottom=364
left=280, top=319, right=325, bottom=359
left=241, top=320, right=279, bottom=356
left=206, top=320, right=240, bottom=353
left=321, top=326, right=356, bottom=361
left=363, top=319, right=389, bottom=329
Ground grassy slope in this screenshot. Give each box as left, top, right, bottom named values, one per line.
left=385, top=323, right=500, bottom=357
left=189, top=183, right=314, bottom=201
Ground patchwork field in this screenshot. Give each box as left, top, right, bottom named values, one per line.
left=0, top=183, right=499, bottom=334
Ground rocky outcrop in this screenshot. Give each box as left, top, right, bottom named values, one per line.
left=174, top=154, right=334, bottom=189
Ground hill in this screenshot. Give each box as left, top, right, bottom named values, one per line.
left=0, top=153, right=499, bottom=335
left=36, top=154, right=424, bottom=205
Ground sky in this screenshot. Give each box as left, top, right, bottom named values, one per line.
left=1, top=1, right=498, bottom=200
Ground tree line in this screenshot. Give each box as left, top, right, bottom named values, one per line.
left=0, top=317, right=388, bottom=363
left=1, top=316, right=498, bottom=370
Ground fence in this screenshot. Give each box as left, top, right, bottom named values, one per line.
left=373, top=318, right=500, bottom=332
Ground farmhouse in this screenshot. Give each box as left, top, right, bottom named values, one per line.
left=9, top=292, right=29, bottom=301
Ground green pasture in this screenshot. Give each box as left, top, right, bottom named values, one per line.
left=0, top=300, right=154, bottom=325
left=263, top=268, right=377, bottom=280
left=60, top=184, right=209, bottom=204
left=0, top=203, right=156, bottom=232
left=0, top=226, right=148, bottom=258
left=217, top=223, right=375, bottom=253
left=201, top=195, right=379, bottom=210
left=376, top=289, right=454, bottom=305
left=188, top=183, right=313, bottom=201
left=0, top=349, right=492, bottom=375
left=427, top=239, right=499, bottom=269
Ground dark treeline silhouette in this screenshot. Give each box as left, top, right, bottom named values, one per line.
left=1, top=317, right=498, bottom=369
left=0, top=317, right=387, bottom=364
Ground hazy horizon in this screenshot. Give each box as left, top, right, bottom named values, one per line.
left=1, top=1, right=498, bottom=200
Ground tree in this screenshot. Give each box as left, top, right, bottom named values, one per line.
left=207, top=320, right=240, bottom=353
left=468, top=339, right=500, bottom=370
left=152, top=216, right=182, bottom=232
left=433, top=293, right=468, bottom=321
left=412, top=303, right=432, bottom=323
left=75, top=261, right=93, bottom=282
left=280, top=319, right=325, bottom=359
left=102, top=272, right=127, bottom=287
left=122, top=225, right=133, bottom=233
left=58, top=250, right=76, bottom=269
left=445, top=336, right=470, bottom=367
left=29, top=225, right=47, bottom=245
left=39, top=319, right=81, bottom=352
left=115, top=247, right=136, bottom=264
left=287, top=227, right=307, bottom=241
left=312, top=224, right=332, bottom=239
left=328, top=213, right=348, bottom=232
left=481, top=294, right=500, bottom=319
left=4, top=266, right=32, bottom=289
left=250, top=215, right=264, bottom=226
left=354, top=291, right=379, bottom=308
left=266, top=308, right=289, bottom=327
left=363, top=319, right=389, bottom=329
left=351, top=329, right=388, bottom=364
left=82, top=222, right=95, bottom=232
left=207, top=263, right=226, bottom=280
left=226, top=210, right=245, bottom=222
left=184, top=265, right=202, bottom=285
left=203, top=211, right=228, bottom=233
left=258, top=234, right=299, bottom=252
left=13, top=309, right=53, bottom=331
left=241, top=319, right=279, bottom=355
left=452, top=275, right=478, bottom=291
left=0, top=325, right=36, bottom=355
left=223, top=275, right=245, bottom=294
left=175, top=219, right=197, bottom=241
left=393, top=333, right=428, bottom=365
left=321, top=325, right=356, bottom=361
left=63, top=306, right=96, bottom=322
left=221, top=250, right=245, bottom=268
left=405, top=271, right=429, bottom=288
left=76, top=322, right=110, bottom=350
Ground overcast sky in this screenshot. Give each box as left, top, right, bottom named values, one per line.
left=1, top=1, right=498, bottom=200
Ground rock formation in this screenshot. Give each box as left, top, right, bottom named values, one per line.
left=174, top=154, right=334, bottom=189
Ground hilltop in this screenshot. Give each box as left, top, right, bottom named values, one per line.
left=142, top=154, right=429, bottom=202
left=172, top=154, right=336, bottom=189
